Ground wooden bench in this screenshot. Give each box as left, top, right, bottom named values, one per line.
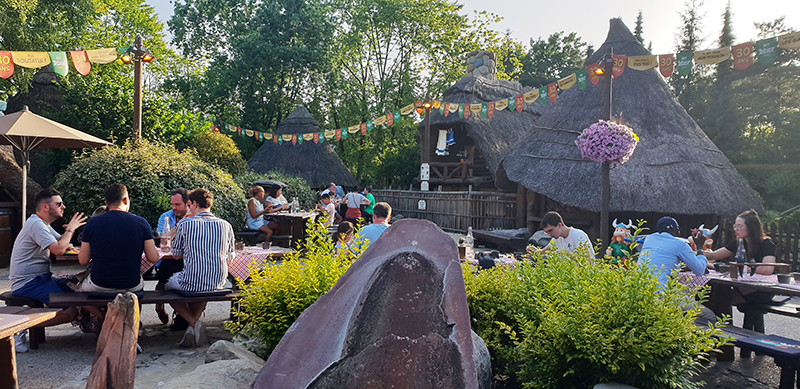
left=0, top=292, right=46, bottom=349
left=472, top=229, right=529, bottom=253
left=234, top=230, right=292, bottom=248
left=48, top=290, right=239, bottom=307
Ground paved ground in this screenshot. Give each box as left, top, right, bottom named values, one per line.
left=1, top=258, right=794, bottom=388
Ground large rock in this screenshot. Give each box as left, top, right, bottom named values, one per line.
left=163, top=359, right=262, bottom=389
left=205, top=340, right=264, bottom=365
left=472, top=330, right=492, bottom=389
left=253, top=219, right=478, bottom=388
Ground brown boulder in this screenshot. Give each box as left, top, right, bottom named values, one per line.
left=252, top=218, right=477, bottom=389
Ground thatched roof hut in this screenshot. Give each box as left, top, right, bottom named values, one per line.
left=497, top=19, right=762, bottom=224
left=6, top=65, right=65, bottom=113
left=248, top=106, right=358, bottom=189
left=417, top=76, right=546, bottom=189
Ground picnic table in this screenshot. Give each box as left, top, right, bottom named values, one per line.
left=0, top=306, right=59, bottom=389
left=140, top=246, right=294, bottom=281
left=270, top=211, right=315, bottom=248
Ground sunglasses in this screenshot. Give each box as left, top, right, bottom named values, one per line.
left=52, top=201, right=64, bottom=207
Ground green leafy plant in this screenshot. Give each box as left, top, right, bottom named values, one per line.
left=226, top=219, right=364, bottom=358
left=234, top=171, right=317, bottom=208
left=464, top=248, right=729, bottom=389
left=184, top=129, right=248, bottom=176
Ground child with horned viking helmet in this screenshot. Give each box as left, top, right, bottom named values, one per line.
left=605, top=219, right=633, bottom=263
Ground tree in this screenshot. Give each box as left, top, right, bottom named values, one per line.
left=669, top=0, right=711, bottom=120
left=634, top=10, right=645, bottom=44
left=518, top=32, right=588, bottom=87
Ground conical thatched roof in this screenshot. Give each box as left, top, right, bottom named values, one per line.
left=419, top=76, right=547, bottom=178
left=0, top=146, right=43, bottom=205
left=248, top=106, right=358, bottom=188
left=6, top=65, right=65, bottom=113
left=497, top=18, right=763, bottom=217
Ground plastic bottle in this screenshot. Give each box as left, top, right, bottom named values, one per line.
left=734, top=238, right=746, bottom=276
left=465, top=227, right=474, bottom=260
left=161, top=216, right=172, bottom=252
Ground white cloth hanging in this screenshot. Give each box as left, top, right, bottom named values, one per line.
left=436, top=129, right=448, bottom=155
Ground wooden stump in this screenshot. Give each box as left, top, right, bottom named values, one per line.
left=86, top=292, right=139, bottom=389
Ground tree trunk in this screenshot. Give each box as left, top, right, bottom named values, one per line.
left=86, top=292, right=140, bottom=389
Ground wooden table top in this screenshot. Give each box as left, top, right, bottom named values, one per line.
left=0, top=307, right=59, bottom=340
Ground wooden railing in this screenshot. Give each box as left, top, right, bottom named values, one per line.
left=429, top=162, right=470, bottom=180
left=371, top=189, right=518, bottom=232
left=718, top=219, right=800, bottom=271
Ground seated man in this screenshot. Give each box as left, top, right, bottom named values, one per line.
left=640, top=216, right=707, bottom=288
left=152, top=188, right=189, bottom=324
left=10, top=188, right=86, bottom=349
left=77, top=184, right=160, bottom=297
left=355, top=202, right=392, bottom=251
left=166, top=188, right=236, bottom=347
left=527, top=211, right=595, bottom=258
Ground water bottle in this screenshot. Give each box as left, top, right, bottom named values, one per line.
left=161, top=216, right=172, bottom=252
left=465, top=227, right=474, bottom=260
left=734, top=238, right=746, bottom=276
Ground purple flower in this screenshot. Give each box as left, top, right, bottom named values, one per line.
left=575, top=120, right=639, bottom=166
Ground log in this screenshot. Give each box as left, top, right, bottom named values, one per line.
left=86, top=292, right=140, bottom=389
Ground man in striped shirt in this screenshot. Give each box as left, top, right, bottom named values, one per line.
left=166, top=188, right=235, bottom=347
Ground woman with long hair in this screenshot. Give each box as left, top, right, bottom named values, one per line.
left=247, top=186, right=284, bottom=242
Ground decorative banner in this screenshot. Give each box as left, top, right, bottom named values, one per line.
left=676, top=52, right=693, bottom=76
left=658, top=54, right=675, bottom=78
left=324, top=130, right=336, bottom=139
left=238, top=127, right=242, bottom=136
left=0, top=52, right=14, bottom=79
left=12, top=51, right=50, bottom=69
left=507, top=97, right=515, bottom=112
left=538, top=87, right=547, bottom=105
left=373, top=116, right=386, bottom=126
left=414, top=100, right=423, bottom=114
left=480, top=103, right=487, bottom=118
left=386, top=112, right=394, bottom=126
left=319, top=132, right=325, bottom=143
left=313, top=132, right=319, bottom=143
left=366, top=121, right=373, bottom=132
left=463, top=104, right=470, bottom=119
left=756, top=37, right=778, bottom=65
left=291, top=134, right=297, bottom=145
left=245, top=129, right=254, bottom=137
left=732, top=42, right=755, bottom=70
left=487, top=102, right=495, bottom=118
left=259, top=132, right=264, bottom=141
left=458, top=103, right=465, bottom=117
left=282, top=134, right=292, bottom=142
left=523, top=89, right=539, bottom=103
left=547, top=83, right=558, bottom=102
left=515, top=95, right=524, bottom=112
left=86, top=48, right=118, bottom=64
left=48, top=52, right=68, bottom=77
left=348, top=124, right=359, bottom=134
left=588, top=63, right=601, bottom=85
left=335, top=129, right=342, bottom=141
left=264, top=133, right=273, bottom=141
left=444, top=102, right=450, bottom=117
left=432, top=100, right=440, bottom=109
left=303, top=133, right=314, bottom=141
left=278, top=136, right=284, bottom=145
left=439, top=104, right=444, bottom=116
left=252, top=131, right=258, bottom=139
left=576, top=68, right=588, bottom=90
left=297, top=133, right=302, bottom=144
left=778, top=31, right=800, bottom=49
left=359, top=122, right=367, bottom=135
left=448, top=103, right=458, bottom=113
left=557, top=73, right=577, bottom=90
left=494, top=98, right=508, bottom=111
left=694, top=47, right=731, bottom=65
left=611, top=55, right=626, bottom=77
left=393, top=110, right=400, bottom=122
left=342, top=129, right=347, bottom=139
left=274, top=135, right=279, bottom=144
left=470, top=103, right=481, bottom=115
left=627, top=55, right=657, bottom=70
left=401, top=103, right=414, bottom=115
left=70, top=51, right=91, bottom=75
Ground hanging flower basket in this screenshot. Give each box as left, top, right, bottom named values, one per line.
left=575, top=120, right=639, bottom=166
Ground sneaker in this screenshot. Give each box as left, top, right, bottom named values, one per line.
left=15, top=332, right=28, bottom=353
left=136, top=343, right=143, bottom=354
left=194, top=321, right=207, bottom=346
left=180, top=326, right=195, bottom=347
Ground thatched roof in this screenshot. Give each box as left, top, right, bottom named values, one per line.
left=247, top=106, right=359, bottom=188
left=0, top=146, right=43, bottom=205
left=497, top=18, right=763, bottom=218
left=6, top=65, right=65, bottom=113
left=418, top=76, right=547, bottom=177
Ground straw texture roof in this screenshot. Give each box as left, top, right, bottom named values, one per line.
left=418, top=76, right=547, bottom=177
left=0, top=146, right=43, bottom=204
left=497, top=19, right=763, bottom=217
left=247, top=106, right=358, bottom=188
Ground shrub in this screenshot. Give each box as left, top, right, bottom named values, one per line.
left=463, top=250, right=729, bottom=389
left=234, top=171, right=317, bottom=208
left=184, top=129, right=248, bottom=176
left=226, top=219, right=365, bottom=358
left=53, top=140, right=247, bottom=229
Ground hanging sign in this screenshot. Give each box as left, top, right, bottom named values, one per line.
left=245, top=129, right=254, bottom=137
left=627, top=55, right=657, bottom=70
left=523, top=89, right=539, bottom=103
left=373, top=116, right=386, bottom=126
left=611, top=55, right=626, bottom=77
left=557, top=73, right=577, bottom=90
left=547, top=83, right=558, bottom=102
left=358, top=122, right=366, bottom=135
left=470, top=103, right=481, bottom=115
left=756, top=37, right=778, bottom=65
left=86, top=48, right=118, bottom=64
left=303, top=133, right=314, bottom=141
left=538, top=87, right=547, bottom=105
left=576, top=68, right=588, bottom=90
left=313, top=132, right=319, bottom=143
left=71, top=51, right=91, bottom=75
left=778, top=31, right=800, bottom=49
left=400, top=103, right=414, bottom=115
left=48, top=52, right=69, bottom=77
left=325, top=130, right=336, bottom=140
left=676, top=52, right=693, bottom=76
left=386, top=112, right=394, bottom=126
left=480, top=103, right=487, bottom=118
left=487, top=101, right=495, bottom=118
left=732, top=42, right=755, bottom=70
left=0, top=52, right=14, bottom=79
left=463, top=104, right=470, bottom=119
left=335, top=129, right=342, bottom=141
left=494, top=98, right=508, bottom=111
left=694, top=47, right=731, bottom=65
left=12, top=51, right=50, bottom=69
left=588, top=64, right=601, bottom=85
left=319, top=132, right=325, bottom=143
left=291, top=134, right=297, bottom=145
left=443, top=102, right=450, bottom=117
left=507, top=97, right=515, bottom=112
left=658, top=54, right=675, bottom=78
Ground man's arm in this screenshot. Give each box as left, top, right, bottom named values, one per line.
left=48, top=212, right=86, bottom=256
left=78, top=242, right=91, bottom=266
left=678, top=241, right=707, bottom=276
left=144, top=239, right=160, bottom=263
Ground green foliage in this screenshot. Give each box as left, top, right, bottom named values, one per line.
left=464, top=250, right=729, bottom=389
left=184, top=130, right=248, bottom=176
left=518, top=31, right=588, bottom=88
left=233, top=171, right=317, bottom=208
left=226, top=220, right=364, bottom=358
left=736, top=165, right=800, bottom=212
left=52, top=140, right=246, bottom=229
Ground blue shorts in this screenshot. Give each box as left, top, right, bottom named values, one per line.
left=13, top=273, right=73, bottom=306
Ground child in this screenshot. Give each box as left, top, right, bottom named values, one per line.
left=333, top=221, right=355, bottom=255
left=315, top=193, right=336, bottom=227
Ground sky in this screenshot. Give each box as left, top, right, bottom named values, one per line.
left=146, top=0, right=798, bottom=55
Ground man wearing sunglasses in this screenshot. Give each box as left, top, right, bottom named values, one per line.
left=9, top=188, right=87, bottom=334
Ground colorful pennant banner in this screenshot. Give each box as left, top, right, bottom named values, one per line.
left=0, top=47, right=121, bottom=78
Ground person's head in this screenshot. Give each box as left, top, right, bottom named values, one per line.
left=105, top=184, right=130, bottom=211
left=249, top=186, right=265, bottom=200
left=34, top=188, right=65, bottom=221
left=334, top=221, right=355, bottom=244
left=372, top=202, right=392, bottom=223
left=188, top=188, right=213, bottom=211
left=735, top=209, right=767, bottom=243
left=320, top=193, right=331, bottom=205
left=269, top=186, right=282, bottom=199
left=540, top=211, right=567, bottom=238
left=656, top=216, right=680, bottom=237
left=170, top=188, right=189, bottom=219
left=364, top=186, right=372, bottom=194
left=327, top=183, right=336, bottom=192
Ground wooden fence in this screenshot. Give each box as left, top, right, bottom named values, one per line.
left=371, top=189, right=518, bottom=233
left=718, top=219, right=800, bottom=271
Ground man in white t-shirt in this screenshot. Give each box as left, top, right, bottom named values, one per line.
left=528, top=211, right=595, bottom=257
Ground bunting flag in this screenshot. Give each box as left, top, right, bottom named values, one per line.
left=547, top=83, right=558, bottom=103
left=439, top=103, right=444, bottom=116
left=557, top=73, right=577, bottom=90
left=458, top=103, right=465, bottom=117
left=480, top=103, right=487, bottom=118
left=507, top=97, right=515, bottom=112
left=414, top=100, right=423, bottom=115
left=401, top=103, right=414, bottom=115
left=433, top=100, right=440, bottom=109
left=373, top=116, right=386, bottom=126
left=588, top=64, right=601, bottom=85
left=0, top=52, right=14, bottom=79
left=523, top=89, right=539, bottom=103
left=366, top=121, right=373, bottom=132
left=12, top=51, right=50, bottom=69
left=335, top=129, right=342, bottom=141
left=319, top=132, right=325, bottom=143
left=494, top=98, right=508, bottom=111
left=694, top=47, right=731, bottom=65
left=756, top=37, right=778, bottom=65
left=303, top=133, right=314, bottom=141
left=291, top=134, right=297, bottom=145
left=259, top=132, right=264, bottom=141
left=278, top=136, right=283, bottom=145
left=627, top=55, right=657, bottom=70
left=538, top=87, right=547, bottom=105
left=273, top=135, right=278, bottom=144
left=515, top=95, right=524, bottom=112
left=448, top=103, right=459, bottom=114
left=359, top=122, right=366, bottom=135
left=86, top=48, right=118, bottom=64
left=48, top=52, right=68, bottom=77
left=325, top=130, right=336, bottom=140
left=658, top=54, right=675, bottom=78
left=386, top=112, right=394, bottom=126
left=463, top=104, right=470, bottom=119
left=313, top=132, right=319, bottom=143
left=342, top=129, right=347, bottom=139
left=444, top=102, right=450, bottom=117
left=393, top=110, right=400, bottom=122
left=676, top=52, right=693, bottom=76
left=470, top=103, right=481, bottom=115
left=732, top=42, right=755, bottom=70
left=264, top=133, right=273, bottom=141
left=576, top=68, right=588, bottom=90
left=71, top=51, right=91, bottom=75
left=297, top=133, right=302, bottom=144
left=487, top=101, right=495, bottom=118
left=245, top=129, right=254, bottom=137
left=778, top=31, right=800, bottom=49
left=283, top=134, right=292, bottom=143
left=612, top=54, right=626, bottom=77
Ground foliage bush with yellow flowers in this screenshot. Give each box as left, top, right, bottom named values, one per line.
left=463, top=248, right=730, bottom=389
left=226, top=217, right=365, bottom=358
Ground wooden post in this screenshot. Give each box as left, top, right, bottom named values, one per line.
left=600, top=49, right=613, bottom=248
left=87, top=292, right=140, bottom=389
left=516, top=184, right=526, bottom=229
left=0, top=336, right=18, bottom=389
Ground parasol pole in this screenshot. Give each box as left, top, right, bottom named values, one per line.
left=21, top=149, right=29, bottom=227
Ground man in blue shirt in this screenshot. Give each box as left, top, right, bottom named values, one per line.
left=641, top=217, right=707, bottom=288
left=157, top=188, right=188, bottom=235
left=355, top=202, right=391, bottom=251
left=153, top=188, right=188, bottom=324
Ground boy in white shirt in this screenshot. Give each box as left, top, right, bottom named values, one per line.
left=527, top=211, right=595, bottom=258
left=315, top=193, right=336, bottom=227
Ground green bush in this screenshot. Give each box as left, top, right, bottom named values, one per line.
left=184, top=129, right=248, bottom=176
left=53, top=140, right=247, bottom=229
left=226, top=220, right=365, bottom=358
left=234, top=171, right=317, bottom=208
left=463, top=251, right=729, bottom=389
